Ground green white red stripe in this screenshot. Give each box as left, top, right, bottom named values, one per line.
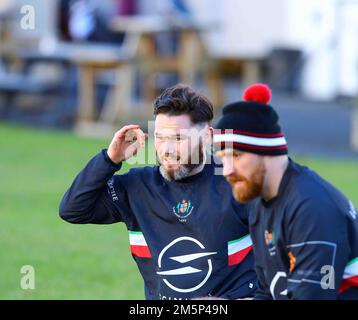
left=129, top=231, right=152, bottom=258
left=228, top=234, right=253, bottom=266
left=339, top=257, right=358, bottom=293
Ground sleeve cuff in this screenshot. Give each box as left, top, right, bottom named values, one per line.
left=102, top=149, right=123, bottom=171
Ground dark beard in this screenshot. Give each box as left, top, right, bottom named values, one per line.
left=158, top=140, right=205, bottom=181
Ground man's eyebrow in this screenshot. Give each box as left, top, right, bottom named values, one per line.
left=155, top=133, right=189, bottom=138
left=219, top=149, right=239, bottom=157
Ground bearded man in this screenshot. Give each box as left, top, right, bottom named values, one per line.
left=214, top=83, right=358, bottom=300
left=59, top=84, right=257, bottom=300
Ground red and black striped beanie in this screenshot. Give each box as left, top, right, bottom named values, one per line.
left=214, top=83, right=288, bottom=156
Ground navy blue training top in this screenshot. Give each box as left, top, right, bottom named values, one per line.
left=59, top=150, right=257, bottom=300
left=249, top=159, right=358, bottom=300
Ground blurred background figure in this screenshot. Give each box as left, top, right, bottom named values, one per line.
left=58, top=0, right=136, bottom=45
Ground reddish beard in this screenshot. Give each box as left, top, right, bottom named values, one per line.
left=226, top=166, right=265, bottom=203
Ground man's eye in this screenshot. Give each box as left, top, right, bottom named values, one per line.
left=178, top=136, right=189, bottom=142
left=169, top=136, right=184, bottom=142
left=155, top=136, right=187, bottom=142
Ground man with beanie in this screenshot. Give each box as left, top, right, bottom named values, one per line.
left=214, top=83, right=358, bottom=300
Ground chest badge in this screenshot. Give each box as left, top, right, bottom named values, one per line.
left=173, top=199, right=194, bottom=222
left=264, top=230, right=277, bottom=256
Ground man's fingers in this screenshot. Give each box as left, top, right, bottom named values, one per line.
left=134, top=129, right=146, bottom=147
left=123, top=128, right=145, bottom=146
left=115, top=125, right=140, bottom=138
left=124, top=140, right=142, bottom=158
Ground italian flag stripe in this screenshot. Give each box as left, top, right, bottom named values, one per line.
left=129, top=231, right=152, bottom=258
left=228, top=234, right=253, bottom=266
left=339, top=257, right=358, bottom=293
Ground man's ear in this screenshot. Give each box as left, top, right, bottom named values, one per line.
left=205, top=127, right=214, bottom=145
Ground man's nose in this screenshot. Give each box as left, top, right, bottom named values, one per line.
left=163, top=140, right=177, bottom=155
left=222, top=157, right=235, bottom=177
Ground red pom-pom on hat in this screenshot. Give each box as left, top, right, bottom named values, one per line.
left=243, top=83, right=271, bottom=104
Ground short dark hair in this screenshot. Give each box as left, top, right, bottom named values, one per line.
left=153, top=84, right=213, bottom=125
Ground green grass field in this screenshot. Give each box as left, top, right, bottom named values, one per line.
left=1, top=122, right=358, bottom=299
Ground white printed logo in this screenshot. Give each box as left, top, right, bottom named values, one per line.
left=270, top=271, right=287, bottom=300
left=157, top=237, right=217, bottom=293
